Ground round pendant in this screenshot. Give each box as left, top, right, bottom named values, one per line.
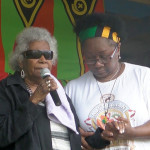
left=102, top=116, right=108, bottom=124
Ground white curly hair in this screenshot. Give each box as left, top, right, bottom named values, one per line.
left=9, top=27, right=58, bottom=71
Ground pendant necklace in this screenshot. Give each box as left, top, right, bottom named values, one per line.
left=25, top=83, right=33, bottom=97
left=96, top=64, right=121, bottom=124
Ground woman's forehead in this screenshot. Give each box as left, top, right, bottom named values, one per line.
left=29, top=41, right=50, bottom=49
left=83, top=37, right=114, bottom=47
left=82, top=38, right=114, bottom=51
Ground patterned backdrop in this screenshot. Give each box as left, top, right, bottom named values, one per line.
left=0, top=0, right=150, bottom=85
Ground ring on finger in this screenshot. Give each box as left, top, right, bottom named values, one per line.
left=46, top=80, right=50, bottom=84
left=47, top=83, right=51, bottom=88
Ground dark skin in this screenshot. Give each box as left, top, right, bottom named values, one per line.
left=20, top=41, right=58, bottom=104
left=102, top=118, right=150, bottom=141
left=80, top=37, right=122, bottom=150
left=80, top=37, right=150, bottom=150
left=82, top=37, right=122, bottom=82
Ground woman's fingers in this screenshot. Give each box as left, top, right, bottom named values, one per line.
left=45, top=77, right=58, bottom=91
left=101, top=130, right=114, bottom=141
left=115, top=117, right=131, bottom=134
left=79, top=127, right=94, bottom=137
left=29, top=76, right=58, bottom=104
left=79, top=127, right=94, bottom=150
left=113, top=121, right=125, bottom=134
left=104, top=117, right=133, bottom=141
left=81, top=136, right=93, bottom=150
left=41, top=76, right=58, bottom=93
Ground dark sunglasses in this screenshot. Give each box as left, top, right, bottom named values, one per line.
left=22, top=50, right=53, bottom=60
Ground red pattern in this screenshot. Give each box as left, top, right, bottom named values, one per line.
left=0, top=1, right=5, bottom=72
left=33, top=0, right=57, bottom=77
left=0, top=72, right=8, bottom=81
left=94, top=0, right=105, bottom=13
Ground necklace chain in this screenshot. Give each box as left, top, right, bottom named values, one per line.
left=97, top=78, right=118, bottom=114
left=96, top=64, right=121, bottom=124
left=25, top=83, right=33, bottom=97
left=109, top=64, right=120, bottom=81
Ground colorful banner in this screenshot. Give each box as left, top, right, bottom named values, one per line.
left=0, top=0, right=104, bottom=84
left=0, top=0, right=150, bottom=84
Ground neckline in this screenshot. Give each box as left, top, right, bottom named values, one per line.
left=25, top=83, right=33, bottom=96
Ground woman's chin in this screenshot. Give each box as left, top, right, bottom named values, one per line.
left=93, top=70, right=107, bottom=77
left=28, top=74, right=42, bottom=82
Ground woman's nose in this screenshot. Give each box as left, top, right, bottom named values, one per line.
left=95, top=59, right=104, bottom=67
left=39, top=55, right=46, bottom=62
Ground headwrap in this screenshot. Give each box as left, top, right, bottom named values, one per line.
left=79, top=26, right=120, bottom=43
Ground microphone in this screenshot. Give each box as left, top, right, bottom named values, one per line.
left=40, top=68, right=62, bottom=106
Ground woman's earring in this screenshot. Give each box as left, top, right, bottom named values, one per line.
left=118, top=55, right=121, bottom=60
left=21, top=69, right=25, bottom=78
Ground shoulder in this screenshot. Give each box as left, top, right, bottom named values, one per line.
left=64, top=71, right=93, bottom=96
left=0, top=74, right=11, bottom=88
left=65, top=71, right=92, bottom=88
left=0, top=72, right=22, bottom=86
left=0, top=72, right=26, bottom=97
left=125, top=62, right=150, bottom=74
left=124, top=62, right=150, bottom=82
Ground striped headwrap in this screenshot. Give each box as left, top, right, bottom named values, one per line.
left=79, top=26, right=120, bottom=43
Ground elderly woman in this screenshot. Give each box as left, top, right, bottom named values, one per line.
left=65, top=13, right=150, bottom=150
left=0, top=27, right=81, bottom=150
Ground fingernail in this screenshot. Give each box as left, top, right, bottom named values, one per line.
left=122, top=129, right=125, bottom=133
left=120, top=129, right=124, bottom=134
left=110, top=133, right=113, bottom=136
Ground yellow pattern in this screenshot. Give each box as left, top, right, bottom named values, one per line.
left=14, top=0, right=43, bottom=27
left=62, top=0, right=97, bottom=75
left=72, top=0, right=87, bottom=16
left=101, top=26, right=111, bottom=38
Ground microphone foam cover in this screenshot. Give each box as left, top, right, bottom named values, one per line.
left=40, top=68, right=51, bottom=78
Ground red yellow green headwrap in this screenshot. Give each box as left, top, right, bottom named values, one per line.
left=79, top=26, right=120, bottom=43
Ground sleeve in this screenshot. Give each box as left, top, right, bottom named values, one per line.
left=0, top=82, right=41, bottom=147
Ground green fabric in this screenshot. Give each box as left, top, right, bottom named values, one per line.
left=54, top=1, right=80, bottom=84
left=79, top=26, right=97, bottom=43
left=1, top=0, right=24, bottom=73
